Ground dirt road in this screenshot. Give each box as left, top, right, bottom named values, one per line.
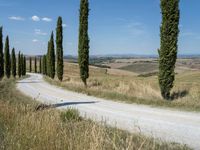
left=17, top=73, right=200, bottom=149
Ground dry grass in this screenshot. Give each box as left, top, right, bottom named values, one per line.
left=45, top=62, right=200, bottom=111
left=0, top=79, right=190, bottom=150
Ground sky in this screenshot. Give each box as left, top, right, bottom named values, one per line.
left=0, top=0, right=200, bottom=56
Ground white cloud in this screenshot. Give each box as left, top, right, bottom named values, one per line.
left=42, top=17, right=52, bottom=22
left=32, top=39, right=39, bottom=43
left=34, top=29, right=47, bottom=36
left=8, top=16, right=25, bottom=21
left=62, top=24, right=67, bottom=28
left=31, top=16, right=40, bottom=22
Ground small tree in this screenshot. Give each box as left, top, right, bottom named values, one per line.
left=0, top=27, right=4, bottom=79
left=18, top=51, right=21, bottom=78
left=159, top=0, right=180, bottom=99
left=29, top=57, right=32, bottom=72
left=11, top=48, right=16, bottom=78
left=78, top=0, right=90, bottom=87
left=56, top=16, right=64, bottom=81
left=34, top=57, right=37, bottom=73
left=4, top=36, right=11, bottom=78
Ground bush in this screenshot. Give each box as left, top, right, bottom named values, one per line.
left=60, top=108, right=82, bottom=122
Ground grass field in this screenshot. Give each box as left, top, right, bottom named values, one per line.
left=119, top=62, right=158, bottom=74
left=45, top=60, right=200, bottom=112
left=0, top=79, right=190, bottom=150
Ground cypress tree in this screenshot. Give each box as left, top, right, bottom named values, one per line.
left=42, top=55, right=47, bottom=75
left=159, top=0, right=180, bottom=100
left=29, top=57, right=32, bottom=72
left=4, top=36, right=11, bottom=78
left=0, top=27, right=4, bottom=79
left=34, top=57, right=37, bottom=73
left=78, top=0, right=90, bottom=87
left=47, top=41, right=50, bottom=76
left=20, top=53, right=24, bottom=76
left=39, top=57, right=42, bottom=73
left=56, top=16, right=64, bottom=81
left=11, top=48, right=16, bottom=78
left=48, top=32, right=55, bottom=79
left=18, top=51, right=21, bottom=78
left=42, top=56, right=44, bottom=74
left=24, top=56, right=26, bottom=75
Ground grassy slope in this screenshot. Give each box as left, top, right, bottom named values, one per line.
left=119, top=62, right=158, bottom=74
left=45, top=62, right=200, bottom=111
left=0, top=79, right=190, bottom=150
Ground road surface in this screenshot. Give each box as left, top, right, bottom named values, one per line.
left=17, top=73, right=200, bottom=149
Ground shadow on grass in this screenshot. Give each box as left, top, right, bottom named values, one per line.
left=35, top=101, right=98, bottom=111
left=170, top=90, right=189, bottom=100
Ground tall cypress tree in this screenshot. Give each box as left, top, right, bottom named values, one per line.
left=29, top=57, right=32, bottom=72
left=47, top=41, right=50, bottom=76
left=39, top=57, right=42, bottom=73
left=4, top=36, right=11, bottom=78
left=11, top=48, right=16, bottom=78
left=159, top=0, right=180, bottom=100
left=34, top=56, right=37, bottom=73
left=42, top=56, right=44, bottom=74
left=23, top=56, right=26, bottom=75
left=25, top=56, right=26, bottom=75
left=49, top=32, right=55, bottom=79
left=18, top=51, right=21, bottom=78
left=78, top=0, right=90, bottom=87
left=42, top=55, right=47, bottom=75
left=0, top=27, right=4, bottom=79
left=21, top=53, right=24, bottom=76
left=56, top=16, right=64, bottom=81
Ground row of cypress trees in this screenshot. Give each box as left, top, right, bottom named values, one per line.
left=28, top=17, right=64, bottom=82
left=27, top=0, right=178, bottom=100
left=18, top=51, right=26, bottom=77
left=29, top=56, right=43, bottom=74
left=40, top=17, right=63, bottom=81
left=28, top=0, right=89, bottom=88
left=0, top=27, right=26, bottom=79
left=32, top=0, right=89, bottom=86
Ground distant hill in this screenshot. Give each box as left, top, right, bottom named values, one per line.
left=63, top=54, right=200, bottom=60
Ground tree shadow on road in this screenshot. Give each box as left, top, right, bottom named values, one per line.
left=35, top=101, right=98, bottom=111
left=17, top=81, right=42, bottom=84
left=52, top=101, right=98, bottom=108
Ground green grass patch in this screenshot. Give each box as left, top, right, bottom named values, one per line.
left=119, top=62, right=158, bottom=74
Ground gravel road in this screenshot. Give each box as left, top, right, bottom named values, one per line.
left=17, top=73, right=200, bottom=149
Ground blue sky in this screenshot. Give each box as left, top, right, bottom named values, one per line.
left=0, top=0, right=200, bottom=55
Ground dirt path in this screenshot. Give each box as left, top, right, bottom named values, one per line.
left=17, top=73, right=200, bottom=150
